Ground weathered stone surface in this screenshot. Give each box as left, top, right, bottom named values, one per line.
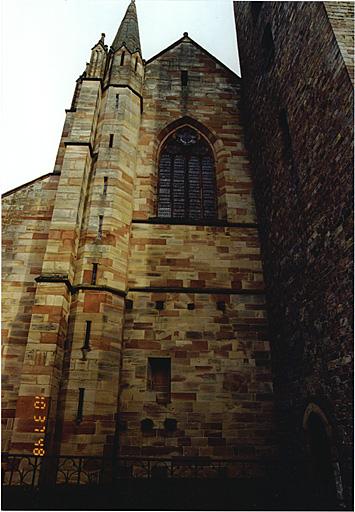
left=118, top=291, right=274, bottom=458
left=1, top=4, right=276, bottom=470
left=234, top=0, right=353, bottom=505
left=325, top=2, right=354, bottom=85
left=128, top=223, right=263, bottom=290
left=133, top=37, right=256, bottom=224
left=2, top=175, right=59, bottom=451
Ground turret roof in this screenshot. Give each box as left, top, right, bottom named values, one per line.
left=111, top=0, right=141, bottom=54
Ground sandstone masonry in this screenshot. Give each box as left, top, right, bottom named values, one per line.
left=2, top=1, right=275, bottom=468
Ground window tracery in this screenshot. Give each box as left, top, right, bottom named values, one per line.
left=157, top=127, right=217, bottom=221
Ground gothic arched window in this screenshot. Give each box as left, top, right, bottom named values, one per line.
left=157, top=127, right=218, bottom=221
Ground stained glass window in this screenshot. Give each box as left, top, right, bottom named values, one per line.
left=157, top=127, right=218, bottom=221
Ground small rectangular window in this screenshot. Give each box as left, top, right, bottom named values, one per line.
left=125, top=299, right=133, bottom=310
left=103, top=176, right=108, bottom=195
left=148, top=358, right=171, bottom=403
left=217, top=301, right=226, bottom=312
left=155, top=300, right=164, bottom=311
left=84, top=320, right=91, bottom=348
left=115, top=94, right=119, bottom=109
left=98, top=216, right=103, bottom=239
left=76, top=388, right=85, bottom=423
left=120, top=51, right=125, bottom=66
left=109, top=134, right=114, bottom=148
left=135, top=57, right=138, bottom=72
left=91, top=263, right=98, bottom=284
left=83, top=320, right=91, bottom=349
left=181, top=70, right=188, bottom=87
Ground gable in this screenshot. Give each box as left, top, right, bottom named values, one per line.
left=145, top=35, right=239, bottom=82
left=1, top=172, right=58, bottom=199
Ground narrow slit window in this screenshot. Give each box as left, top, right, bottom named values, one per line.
left=81, top=321, right=91, bottom=360
left=148, top=358, right=171, bottom=404
left=91, top=263, right=98, bottom=284
left=120, top=51, right=125, bottom=66
left=103, top=176, right=108, bottom=195
left=83, top=321, right=91, bottom=350
left=76, top=388, right=85, bottom=423
left=135, top=57, right=138, bottom=72
left=109, top=134, right=114, bottom=148
left=98, top=215, right=103, bottom=239
left=115, top=94, right=119, bottom=109
left=181, top=70, right=188, bottom=86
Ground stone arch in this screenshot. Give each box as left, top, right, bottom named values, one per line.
left=302, top=402, right=332, bottom=436
left=302, top=402, right=342, bottom=506
left=154, top=117, right=227, bottom=220
left=156, top=116, right=219, bottom=148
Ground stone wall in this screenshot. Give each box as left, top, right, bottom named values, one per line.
left=325, top=2, right=354, bottom=84
left=133, top=35, right=256, bottom=225
left=234, top=0, right=353, bottom=503
left=1, top=32, right=276, bottom=464
left=2, top=174, right=59, bottom=450
left=128, top=224, right=264, bottom=290
left=53, top=48, right=144, bottom=455
left=119, top=36, right=275, bottom=461
left=119, top=290, right=273, bottom=459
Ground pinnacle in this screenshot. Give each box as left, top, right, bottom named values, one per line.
left=111, top=0, right=141, bottom=54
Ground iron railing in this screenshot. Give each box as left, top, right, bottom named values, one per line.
left=1, top=453, right=275, bottom=488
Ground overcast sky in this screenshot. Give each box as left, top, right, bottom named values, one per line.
left=1, top=0, right=240, bottom=193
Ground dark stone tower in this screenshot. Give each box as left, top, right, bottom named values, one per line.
left=234, top=1, right=353, bottom=508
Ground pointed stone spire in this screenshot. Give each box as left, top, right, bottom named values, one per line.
left=111, top=0, right=141, bottom=54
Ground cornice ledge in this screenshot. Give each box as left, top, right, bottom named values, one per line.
left=104, top=83, right=143, bottom=100
left=129, top=286, right=265, bottom=295
left=73, top=284, right=127, bottom=298
left=64, top=141, right=94, bottom=157
left=133, top=218, right=258, bottom=229
left=35, top=274, right=73, bottom=292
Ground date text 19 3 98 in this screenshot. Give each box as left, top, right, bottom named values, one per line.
left=33, top=396, right=48, bottom=456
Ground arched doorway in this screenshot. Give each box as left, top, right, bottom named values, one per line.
left=303, top=405, right=339, bottom=507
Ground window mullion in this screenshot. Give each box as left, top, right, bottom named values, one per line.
left=199, top=156, right=204, bottom=218
left=185, top=153, right=189, bottom=220
left=172, top=154, right=174, bottom=218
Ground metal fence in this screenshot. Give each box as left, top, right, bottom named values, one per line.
left=1, top=453, right=275, bottom=488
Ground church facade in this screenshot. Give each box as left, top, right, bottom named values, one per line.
left=2, top=1, right=353, bottom=509
left=2, top=1, right=274, bottom=464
